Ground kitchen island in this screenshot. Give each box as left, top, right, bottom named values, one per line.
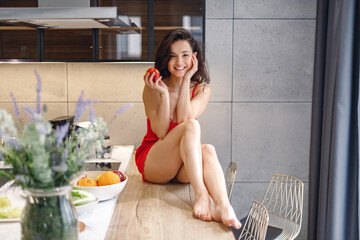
left=105, top=153, right=235, bottom=240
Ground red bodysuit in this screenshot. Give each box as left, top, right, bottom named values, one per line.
left=135, top=83, right=200, bottom=181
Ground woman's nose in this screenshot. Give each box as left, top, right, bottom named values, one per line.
left=175, top=56, right=184, bottom=64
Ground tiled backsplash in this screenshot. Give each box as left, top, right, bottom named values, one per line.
left=0, top=62, right=152, bottom=147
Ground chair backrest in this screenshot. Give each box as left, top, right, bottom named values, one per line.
left=261, top=174, right=304, bottom=239
left=225, top=162, right=237, bottom=199
left=238, top=201, right=269, bottom=240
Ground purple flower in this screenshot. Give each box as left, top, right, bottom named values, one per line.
left=115, top=103, right=133, bottom=116
left=10, top=92, right=20, bottom=119
left=55, top=123, right=69, bottom=145
left=74, top=91, right=98, bottom=122
left=23, top=106, right=35, bottom=122
left=5, top=137, right=20, bottom=150
left=89, top=107, right=95, bottom=123
left=34, top=70, right=42, bottom=114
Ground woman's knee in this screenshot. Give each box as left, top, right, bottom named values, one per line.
left=182, top=119, right=201, bottom=133
left=202, top=144, right=216, bottom=157
left=202, top=144, right=219, bottom=167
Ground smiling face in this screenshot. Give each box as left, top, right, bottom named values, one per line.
left=167, top=40, right=193, bottom=78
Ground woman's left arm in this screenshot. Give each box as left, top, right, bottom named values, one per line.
left=177, top=54, right=211, bottom=123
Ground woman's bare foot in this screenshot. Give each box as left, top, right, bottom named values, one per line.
left=193, top=195, right=212, bottom=221
left=212, top=203, right=242, bottom=229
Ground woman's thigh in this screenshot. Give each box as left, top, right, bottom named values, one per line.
left=143, top=120, right=199, bottom=183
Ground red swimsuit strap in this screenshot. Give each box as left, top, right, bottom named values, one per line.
left=191, top=82, right=201, bottom=98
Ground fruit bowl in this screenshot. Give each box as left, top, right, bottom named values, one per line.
left=72, top=171, right=128, bottom=201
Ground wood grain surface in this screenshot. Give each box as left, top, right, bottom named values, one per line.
left=105, top=154, right=235, bottom=240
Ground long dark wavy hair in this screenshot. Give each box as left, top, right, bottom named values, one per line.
left=155, top=28, right=210, bottom=84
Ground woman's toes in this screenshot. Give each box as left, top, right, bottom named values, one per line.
left=227, top=218, right=241, bottom=229
left=203, top=213, right=212, bottom=221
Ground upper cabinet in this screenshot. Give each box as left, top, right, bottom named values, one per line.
left=0, top=0, right=204, bottom=62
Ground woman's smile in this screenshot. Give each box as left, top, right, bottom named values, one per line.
left=174, top=66, right=186, bottom=71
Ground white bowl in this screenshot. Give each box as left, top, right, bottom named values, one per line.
left=72, top=171, right=128, bottom=201
left=75, top=198, right=99, bottom=216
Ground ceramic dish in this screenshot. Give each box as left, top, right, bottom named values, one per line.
left=75, top=198, right=99, bottom=216
left=72, top=171, right=128, bottom=201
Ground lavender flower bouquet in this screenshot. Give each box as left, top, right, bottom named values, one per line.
left=0, top=71, right=109, bottom=189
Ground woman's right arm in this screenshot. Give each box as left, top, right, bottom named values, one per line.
left=143, top=73, right=170, bottom=139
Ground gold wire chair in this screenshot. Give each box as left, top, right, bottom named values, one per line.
left=238, top=201, right=269, bottom=240
left=225, top=162, right=237, bottom=199
left=261, top=174, right=304, bottom=240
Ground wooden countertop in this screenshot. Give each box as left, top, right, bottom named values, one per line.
left=105, top=154, right=235, bottom=240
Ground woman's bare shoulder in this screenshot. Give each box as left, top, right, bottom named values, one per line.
left=193, top=83, right=211, bottom=97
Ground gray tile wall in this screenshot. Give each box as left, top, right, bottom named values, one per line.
left=205, top=0, right=317, bottom=239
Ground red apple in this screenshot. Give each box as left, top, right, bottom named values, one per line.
left=76, top=176, right=86, bottom=185
left=146, top=68, right=160, bottom=82
left=113, top=170, right=125, bottom=182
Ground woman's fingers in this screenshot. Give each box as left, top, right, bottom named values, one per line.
left=145, top=72, right=167, bottom=94
left=186, top=54, right=198, bottom=78
left=191, top=54, right=198, bottom=72
left=193, top=54, right=198, bottom=71
left=153, top=76, right=162, bottom=85
left=144, top=72, right=156, bottom=88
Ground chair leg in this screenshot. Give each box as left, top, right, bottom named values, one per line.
left=225, top=162, right=237, bottom=199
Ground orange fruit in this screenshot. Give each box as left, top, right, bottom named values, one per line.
left=77, top=177, right=97, bottom=187
left=97, top=171, right=121, bottom=186
left=95, top=175, right=101, bottom=182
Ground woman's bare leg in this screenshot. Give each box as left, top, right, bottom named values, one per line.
left=171, top=145, right=241, bottom=229
left=143, top=119, right=212, bottom=221
left=201, top=144, right=242, bottom=229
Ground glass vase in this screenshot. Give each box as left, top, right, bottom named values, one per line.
left=21, top=186, right=78, bottom=240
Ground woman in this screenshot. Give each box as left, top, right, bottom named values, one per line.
left=135, top=28, right=241, bottom=229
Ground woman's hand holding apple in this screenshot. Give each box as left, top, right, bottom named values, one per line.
left=144, top=68, right=168, bottom=95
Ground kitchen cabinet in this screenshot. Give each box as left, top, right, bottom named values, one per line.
left=0, top=0, right=204, bottom=62
left=0, top=30, right=37, bottom=59
left=44, top=30, right=93, bottom=60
